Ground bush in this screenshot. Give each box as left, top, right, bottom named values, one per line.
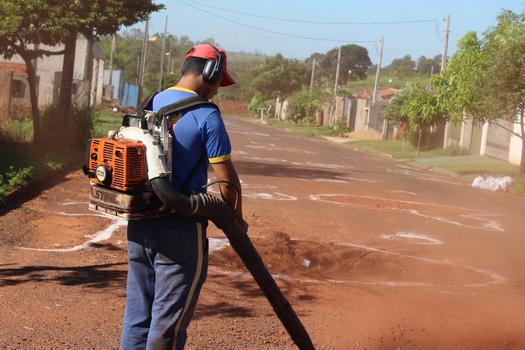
left=0, top=117, right=33, bottom=142
left=287, top=87, right=327, bottom=125
left=247, top=94, right=272, bottom=116
left=40, top=105, right=95, bottom=149
left=0, top=165, right=34, bottom=205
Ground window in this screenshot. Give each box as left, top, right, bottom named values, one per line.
left=12, top=79, right=26, bottom=98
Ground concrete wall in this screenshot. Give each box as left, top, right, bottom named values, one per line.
left=508, top=116, right=523, bottom=166
left=0, top=70, right=13, bottom=122
left=354, top=98, right=368, bottom=132
left=1, top=37, right=104, bottom=109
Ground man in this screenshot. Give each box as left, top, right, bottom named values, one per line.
left=121, top=43, right=244, bottom=350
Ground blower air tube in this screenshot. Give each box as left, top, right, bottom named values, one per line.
left=150, top=177, right=315, bottom=350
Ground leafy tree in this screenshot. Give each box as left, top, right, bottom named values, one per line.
left=53, top=1, right=162, bottom=116
left=250, top=53, right=307, bottom=100
left=400, top=84, right=443, bottom=153
left=0, top=0, right=66, bottom=143
left=319, top=45, right=371, bottom=83
left=287, top=87, right=328, bottom=125
left=434, top=10, right=525, bottom=172
left=416, top=55, right=441, bottom=75
left=385, top=55, right=416, bottom=76
left=483, top=10, right=525, bottom=172
left=0, top=0, right=162, bottom=144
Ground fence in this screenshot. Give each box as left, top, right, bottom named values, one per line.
left=119, top=83, right=139, bottom=109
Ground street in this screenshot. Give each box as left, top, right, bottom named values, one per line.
left=1, top=114, right=524, bottom=349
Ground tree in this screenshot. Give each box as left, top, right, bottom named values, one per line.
left=401, top=84, right=443, bottom=153
left=0, top=1, right=67, bottom=143
left=0, top=1, right=162, bottom=144
left=250, top=54, right=307, bottom=100
left=416, top=55, right=441, bottom=75
left=435, top=10, right=525, bottom=173
left=54, top=1, right=163, bottom=122
left=385, top=55, right=416, bottom=76
left=319, top=45, right=371, bottom=83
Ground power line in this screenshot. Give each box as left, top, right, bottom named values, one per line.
left=176, top=0, right=377, bottom=43
left=179, top=0, right=437, bottom=26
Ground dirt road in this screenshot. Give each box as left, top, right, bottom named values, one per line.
left=1, top=115, right=525, bottom=349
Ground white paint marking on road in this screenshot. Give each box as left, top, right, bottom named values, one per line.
left=391, top=190, right=417, bottom=196
left=381, top=232, right=443, bottom=245
left=335, top=176, right=377, bottom=183
left=18, top=217, right=127, bottom=253
left=308, top=194, right=503, bottom=232
left=60, top=201, right=89, bottom=206
left=229, top=130, right=271, bottom=137
left=297, top=178, right=348, bottom=184
left=209, top=238, right=230, bottom=252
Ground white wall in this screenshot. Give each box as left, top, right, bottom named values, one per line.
left=508, top=116, right=523, bottom=166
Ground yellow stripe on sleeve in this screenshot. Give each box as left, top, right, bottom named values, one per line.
left=208, top=154, right=232, bottom=164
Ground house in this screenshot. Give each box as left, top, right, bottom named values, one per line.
left=0, top=36, right=105, bottom=120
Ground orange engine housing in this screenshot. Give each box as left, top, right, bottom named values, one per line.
left=88, top=138, right=146, bottom=192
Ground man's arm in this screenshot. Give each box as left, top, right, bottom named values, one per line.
left=210, top=160, right=243, bottom=221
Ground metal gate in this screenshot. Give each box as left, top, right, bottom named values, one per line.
left=485, top=119, right=512, bottom=161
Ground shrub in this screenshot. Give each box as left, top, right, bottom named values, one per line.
left=287, top=87, right=327, bottom=125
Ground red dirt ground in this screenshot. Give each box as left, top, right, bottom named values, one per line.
left=1, top=115, right=525, bottom=349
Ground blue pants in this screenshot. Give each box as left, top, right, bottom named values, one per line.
left=121, top=217, right=208, bottom=350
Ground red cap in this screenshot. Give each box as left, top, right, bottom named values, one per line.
left=184, top=44, right=235, bottom=87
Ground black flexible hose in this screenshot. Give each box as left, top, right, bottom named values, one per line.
left=151, top=177, right=315, bottom=349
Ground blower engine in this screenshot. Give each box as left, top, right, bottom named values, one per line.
left=82, top=94, right=209, bottom=219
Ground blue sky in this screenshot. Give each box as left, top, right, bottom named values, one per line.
left=133, top=0, right=525, bottom=66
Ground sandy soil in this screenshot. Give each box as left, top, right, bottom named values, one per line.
left=1, top=115, right=525, bottom=349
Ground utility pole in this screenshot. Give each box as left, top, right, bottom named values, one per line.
left=441, top=15, right=452, bottom=147
left=108, top=34, right=116, bottom=99
left=440, top=15, right=451, bottom=73
left=372, top=38, right=384, bottom=104
left=333, top=46, right=341, bottom=97
left=167, top=37, right=172, bottom=76
left=137, top=18, right=149, bottom=106
left=158, top=15, right=168, bottom=91
left=367, top=38, right=383, bottom=131
left=309, top=57, right=316, bottom=98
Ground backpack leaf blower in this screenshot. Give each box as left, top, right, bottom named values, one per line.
left=82, top=94, right=315, bottom=350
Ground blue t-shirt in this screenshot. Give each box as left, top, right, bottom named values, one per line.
left=152, top=87, right=232, bottom=194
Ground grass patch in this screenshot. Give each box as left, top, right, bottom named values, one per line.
left=349, top=139, right=468, bottom=159
left=92, top=109, right=123, bottom=138
left=0, top=108, right=122, bottom=205
left=410, top=156, right=520, bottom=176
left=264, top=118, right=339, bottom=138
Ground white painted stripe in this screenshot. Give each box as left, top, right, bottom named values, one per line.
left=173, top=222, right=204, bottom=349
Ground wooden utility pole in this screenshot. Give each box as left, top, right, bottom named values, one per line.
left=333, top=46, right=341, bottom=97
left=440, top=15, right=451, bottom=73
left=158, top=15, right=168, bottom=91
left=108, top=34, right=116, bottom=87
left=137, top=18, right=149, bottom=106
left=309, top=57, right=316, bottom=98
left=372, top=38, right=384, bottom=104
left=441, top=15, right=452, bottom=148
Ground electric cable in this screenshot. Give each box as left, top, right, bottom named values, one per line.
left=176, top=0, right=376, bottom=43
left=178, top=0, right=437, bottom=26
left=203, top=180, right=240, bottom=211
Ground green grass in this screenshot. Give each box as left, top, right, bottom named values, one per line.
left=349, top=139, right=469, bottom=159
left=92, top=109, right=123, bottom=138
left=264, top=119, right=339, bottom=138
left=410, top=156, right=520, bottom=176
left=0, top=108, right=123, bottom=205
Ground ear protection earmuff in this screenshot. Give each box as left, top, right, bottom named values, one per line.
left=202, top=45, right=223, bottom=84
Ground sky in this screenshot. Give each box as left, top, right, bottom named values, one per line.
left=131, top=0, right=525, bottom=66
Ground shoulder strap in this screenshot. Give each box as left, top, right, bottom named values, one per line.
left=159, top=96, right=217, bottom=193
left=157, top=95, right=217, bottom=118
